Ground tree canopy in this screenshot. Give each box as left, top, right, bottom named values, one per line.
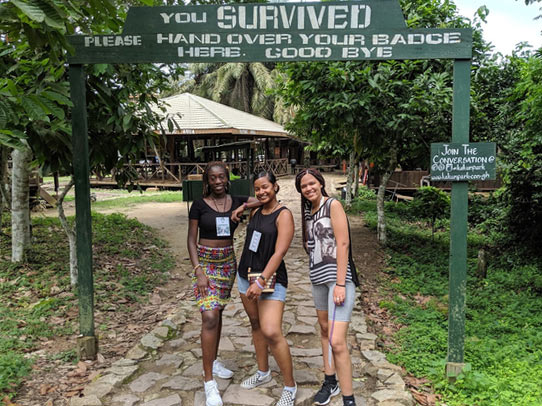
left=0, top=0, right=183, bottom=184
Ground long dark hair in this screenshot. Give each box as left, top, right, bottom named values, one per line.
left=202, top=161, right=230, bottom=197
left=254, top=170, right=279, bottom=193
left=294, top=168, right=329, bottom=251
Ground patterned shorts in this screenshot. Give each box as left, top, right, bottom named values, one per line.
left=192, top=245, right=237, bottom=312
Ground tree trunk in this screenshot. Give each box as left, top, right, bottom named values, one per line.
left=0, top=146, right=10, bottom=235
left=345, top=151, right=355, bottom=207
left=11, top=147, right=32, bottom=262
left=57, top=179, right=78, bottom=287
left=354, top=160, right=360, bottom=198
left=0, top=146, right=11, bottom=209
left=376, top=148, right=398, bottom=245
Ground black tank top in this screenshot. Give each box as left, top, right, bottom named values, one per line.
left=238, top=206, right=289, bottom=288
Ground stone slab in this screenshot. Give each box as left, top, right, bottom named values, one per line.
left=141, top=334, right=164, bottom=350
left=129, top=372, right=169, bottom=393
left=111, top=394, right=140, bottom=406
left=222, top=384, right=274, bottom=405
left=141, top=394, right=182, bottom=406
left=69, top=395, right=102, bottom=406
left=161, top=376, right=201, bottom=391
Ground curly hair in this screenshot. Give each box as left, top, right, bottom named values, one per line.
left=294, top=168, right=329, bottom=252
left=202, top=161, right=230, bottom=197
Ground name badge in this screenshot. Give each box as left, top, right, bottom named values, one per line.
left=216, top=217, right=231, bottom=237
left=249, top=230, right=262, bottom=252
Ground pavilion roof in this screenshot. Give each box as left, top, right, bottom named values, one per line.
left=152, top=93, right=288, bottom=138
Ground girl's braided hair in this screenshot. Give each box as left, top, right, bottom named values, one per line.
left=202, top=161, right=230, bottom=197
left=294, top=168, right=329, bottom=252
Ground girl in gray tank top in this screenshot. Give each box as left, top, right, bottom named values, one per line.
left=295, top=168, right=359, bottom=406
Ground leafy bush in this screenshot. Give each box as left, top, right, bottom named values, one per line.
left=0, top=354, right=32, bottom=395
left=410, top=186, right=450, bottom=235
left=356, top=185, right=377, bottom=200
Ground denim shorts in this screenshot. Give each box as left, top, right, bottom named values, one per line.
left=311, top=281, right=356, bottom=322
left=237, top=274, right=287, bottom=302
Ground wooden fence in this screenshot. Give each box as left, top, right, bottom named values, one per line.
left=90, top=158, right=290, bottom=187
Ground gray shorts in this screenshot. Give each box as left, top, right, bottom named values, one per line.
left=311, top=281, right=356, bottom=322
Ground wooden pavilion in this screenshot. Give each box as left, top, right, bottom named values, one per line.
left=90, top=93, right=303, bottom=188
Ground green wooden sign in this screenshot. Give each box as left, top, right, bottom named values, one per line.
left=67, top=1, right=472, bottom=63
left=68, top=0, right=474, bottom=377
left=431, top=142, right=496, bottom=181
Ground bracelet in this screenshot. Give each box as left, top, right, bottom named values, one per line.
left=336, top=283, right=346, bottom=287
left=258, top=275, right=267, bottom=283
left=193, top=264, right=202, bottom=273
left=255, top=279, right=264, bottom=290
left=243, top=202, right=248, bottom=210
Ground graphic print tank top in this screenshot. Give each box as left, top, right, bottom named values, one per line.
left=306, top=197, right=353, bottom=285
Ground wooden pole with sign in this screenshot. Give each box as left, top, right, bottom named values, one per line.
left=446, top=59, right=471, bottom=376
left=67, top=0, right=474, bottom=373
left=69, top=65, right=97, bottom=359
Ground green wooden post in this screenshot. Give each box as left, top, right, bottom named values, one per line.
left=446, top=59, right=471, bottom=377
left=69, top=65, right=97, bottom=359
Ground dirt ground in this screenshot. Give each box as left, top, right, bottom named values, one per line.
left=12, top=173, right=395, bottom=406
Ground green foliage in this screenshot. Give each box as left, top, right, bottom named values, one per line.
left=0, top=0, right=183, bottom=184
left=0, top=353, right=32, bottom=396
left=500, top=56, right=542, bottom=254
left=411, top=186, right=450, bottom=235
left=355, top=196, right=542, bottom=406
left=0, top=212, right=174, bottom=397
left=356, top=185, right=377, bottom=201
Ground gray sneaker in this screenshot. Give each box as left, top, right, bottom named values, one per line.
left=240, top=371, right=272, bottom=389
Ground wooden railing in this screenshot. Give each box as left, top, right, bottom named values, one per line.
left=90, top=158, right=290, bottom=185
left=254, top=158, right=289, bottom=177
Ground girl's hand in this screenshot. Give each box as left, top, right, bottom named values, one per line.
left=195, top=269, right=209, bottom=297
left=333, top=285, right=345, bottom=306
left=231, top=205, right=245, bottom=223
left=246, top=282, right=262, bottom=301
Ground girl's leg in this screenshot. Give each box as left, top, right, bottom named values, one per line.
left=316, top=309, right=335, bottom=375
left=240, top=294, right=269, bottom=372
left=258, top=300, right=295, bottom=387
left=214, top=308, right=223, bottom=358
left=329, top=321, right=353, bottom=396
left=201, top=309, right=221, bottom=381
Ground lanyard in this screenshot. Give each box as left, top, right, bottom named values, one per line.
left=328, top=304, right=337, bottom=367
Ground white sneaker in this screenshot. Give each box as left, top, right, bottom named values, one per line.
left=204, top=379, right=223, bottom=406
left=240, top=371, right=272, bottom=389
left=276, top=385, right=297, bottom=406
left=213, top=359, right=234, bottom=379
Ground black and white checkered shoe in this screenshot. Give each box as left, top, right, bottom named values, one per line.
left=275, top=386, right=296, bottom=406
left=240, top=371, right=272, bottom=389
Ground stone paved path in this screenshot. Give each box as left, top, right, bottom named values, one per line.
left=70, top=174, right=414, bottom=406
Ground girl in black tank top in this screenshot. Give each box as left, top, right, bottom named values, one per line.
left=232, top=171, right=298, bottom=404
left=238, top=206, right=289, bottom=287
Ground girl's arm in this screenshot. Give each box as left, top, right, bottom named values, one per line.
left=329, top=199, right=349, bottom=304
left=187, top=218, right=209, bottom=297
left=246, top=209, right=295, bottom=300
left=231, top=196, right=262, bottom=222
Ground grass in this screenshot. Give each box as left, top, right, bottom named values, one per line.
left=90, top=190, right=182, bottom=209
left=0, top=211, right=174, bottom=398
left=58, top=189, right=183, bottom=207
left=348, top=194, right=542, bottom=406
